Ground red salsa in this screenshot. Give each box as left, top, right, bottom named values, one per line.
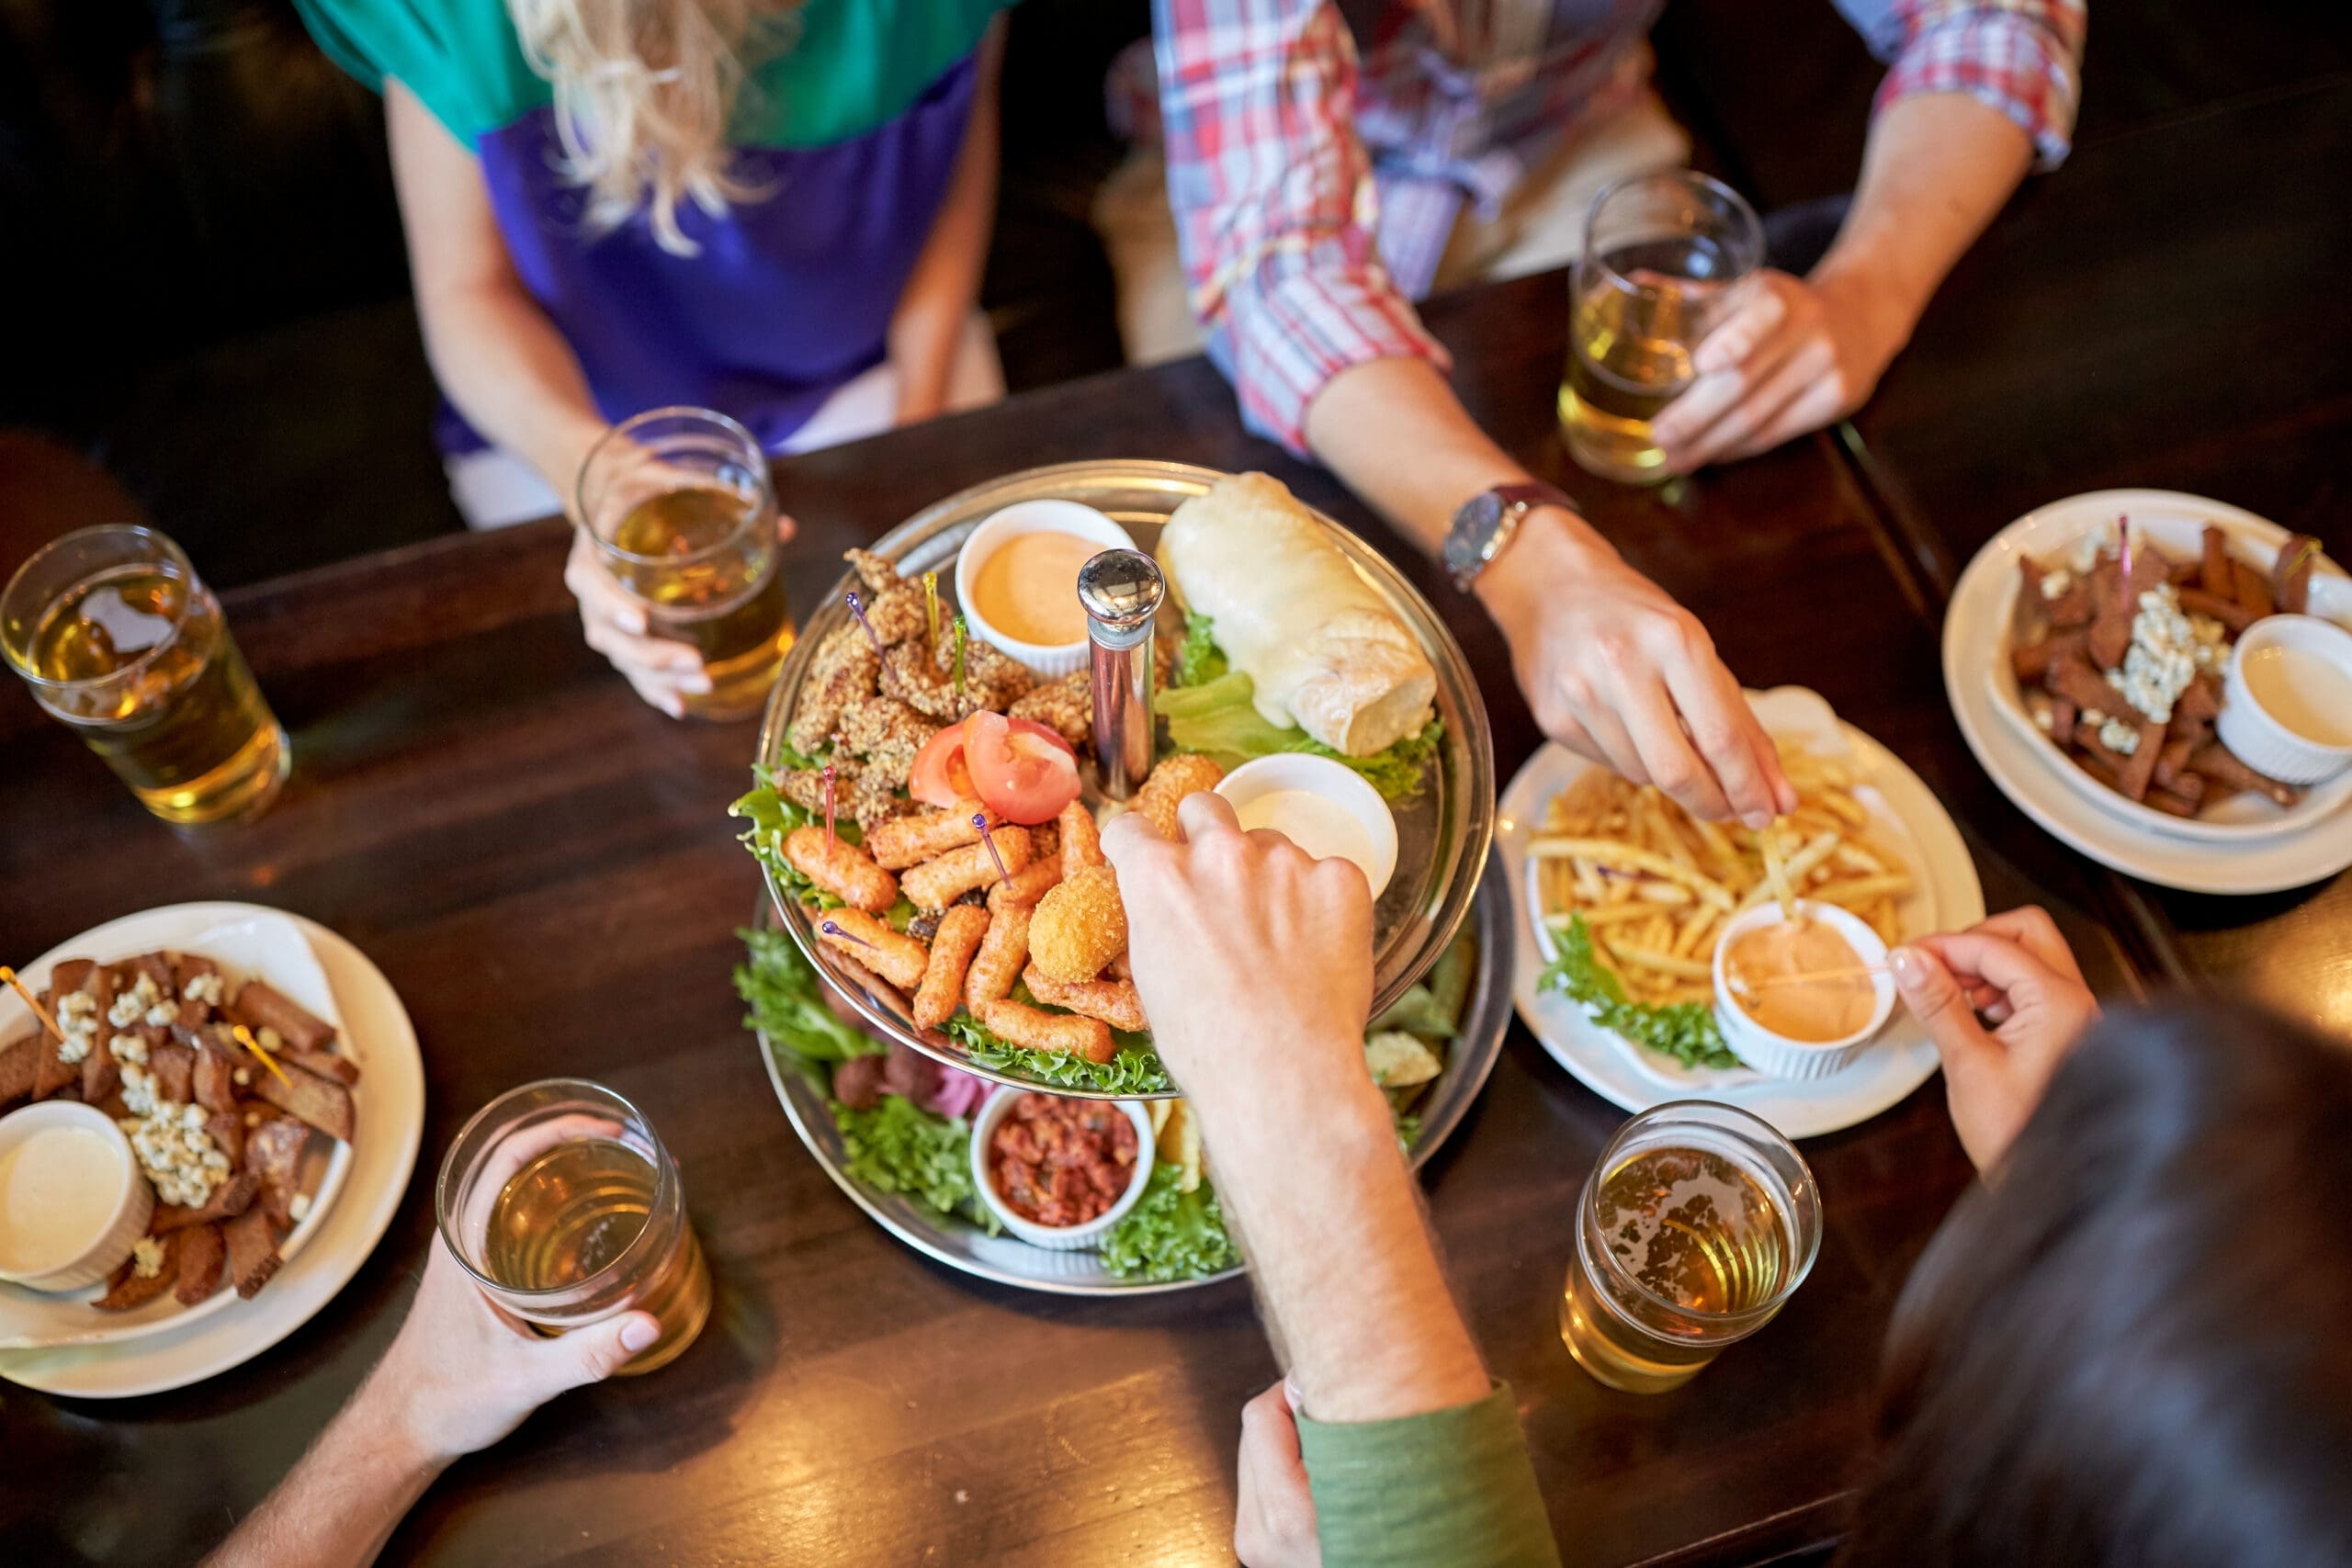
left=989, top=1095, right=1140, bottom=1227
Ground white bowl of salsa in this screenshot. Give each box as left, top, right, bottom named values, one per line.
left=955, top=501, right=1138, bottom=678
left=1711, top=900, right=1895, bottom=1082
left=969, top=1091, right=1155, bottom=1250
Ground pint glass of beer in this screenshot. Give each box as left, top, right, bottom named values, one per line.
left=1559, top=171, right=1764, bottom=485
left=1559, top=1100, right=1820, bottom=1393
left=2, top=525, right=288, bottom=825
left=437, top=1077, right=712, bottom=1376
left=577, top=408, right=794, bottom=721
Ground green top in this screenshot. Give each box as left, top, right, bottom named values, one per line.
left=1297, top=1384, right=1561, bottom=1568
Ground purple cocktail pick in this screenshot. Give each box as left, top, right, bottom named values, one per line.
left=973, top=812, right=1011, bottom=884
left=845, top=591, right=881, bottom=652
left=819, top=919, right=875, bottom=950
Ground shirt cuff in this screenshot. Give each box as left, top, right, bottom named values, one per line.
left=1876, top=8, right=2084, bottom=170
left=1222, top=269, right=1453, bottom=457
left=1296, top=1382, right=1561, bottom=1568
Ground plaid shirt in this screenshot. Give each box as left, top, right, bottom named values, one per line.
left=1142, top=0, right=2086, bottom=454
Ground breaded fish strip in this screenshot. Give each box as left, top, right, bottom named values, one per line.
left=867, top=802, right=986, bottom=869
left=979, top=998, right=1115, bottom=1065
left=1022, top=965, right=1148, bottom=1033
left=1006, top=670, right=1091, bottom=748
left=914, top=905, right=990, bottom=1029
left=1131, top=753, right=1225, bottom=841
left=965, top=904, right=1030, bottom=1011
left=1029, top=864, right=1126, bottom=983
left=786, top=827, right=899, bottom=914
left=815, top=908, right=928, bottom=989
left=989, top=853, right=1063, bottom=911
left=1057, top=798, right=1103, bottom=871
left=903, top=825, right=1034, bottom=909
left=788, top=624, right=881, bottom=754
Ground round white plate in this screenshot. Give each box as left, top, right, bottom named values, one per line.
left=1500, top=688, right=1984, bottom=1139
left=0, top=904, right=423, bottom=1398
left=1945, top=490, right=2352, bottom=893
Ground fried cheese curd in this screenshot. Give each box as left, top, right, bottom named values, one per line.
left=1028, top=864, right=1127, bottom=983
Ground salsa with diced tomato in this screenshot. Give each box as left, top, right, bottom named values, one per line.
left=989, top=1094, right=1141, bottom=1227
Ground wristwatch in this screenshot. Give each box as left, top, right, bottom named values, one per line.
left=1442, top=481, right=1575, bottom=592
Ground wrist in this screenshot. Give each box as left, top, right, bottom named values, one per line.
left=1474, top=504, right=1611, bottom=626
left=1184, top=1032, right=1392, bottom=1156
left=1808, top=253, right=1922, bottom=370
left=356, top=1340, right=461, bottom=1472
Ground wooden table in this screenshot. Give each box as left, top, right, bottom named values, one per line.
left=4, top=85, right=2343, bottom=1568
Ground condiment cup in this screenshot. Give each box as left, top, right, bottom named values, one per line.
left=968, top=1094, right=1155, bottom=1250
left=0, top=1100, right=154, bottom=1292
left=2216, top=615, right=2352, bottom=786
left=1213, top=753, right=1400, bottom=899
left=1711, top=900, right=1895, bottom=1082
left=954, top=501, right=1138, bottom=677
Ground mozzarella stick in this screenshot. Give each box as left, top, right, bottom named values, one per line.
left=913, top=905, right=990, bottom=1029
left=785, top=827, right=899, bottom=914
left=989, top=853, right=1064, bottom=912
left=903, top=826, right=1034, bottom=910
left=1057, top=798, right=1104, bottom=871
left=815, top=909, right=928, bottom=989
left=965, top=904, right=1031, bottom=1011
left=865, top=801, right=986, bottom=871
left=1022, top=965, right=1148, bottom=1032
left=980, top=998, right=1115, bottom=1065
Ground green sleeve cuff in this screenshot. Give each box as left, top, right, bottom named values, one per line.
left=1295, top=1383, right=1561, bottom=1568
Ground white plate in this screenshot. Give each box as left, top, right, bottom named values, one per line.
left=1946, top=490, right=2352, bottom=892
left=1973, top=491, right=2352, bottom=842
left=0, top=905, right=422, bottom=1397
left=1500, top=688, right=1984, bottom=1139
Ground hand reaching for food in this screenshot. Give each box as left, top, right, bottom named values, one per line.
left=1891, top=907, right=2100, bottom=1175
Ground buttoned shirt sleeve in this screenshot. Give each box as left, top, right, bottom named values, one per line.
left=1835, top=0, right=2088, bottom=168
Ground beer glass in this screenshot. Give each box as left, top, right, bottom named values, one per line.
left=2, top=525, right=288, bottom=825
left=437, top=1078, right=713, bottom=1376
left=1559, top=1100, right=1820, bottom=1393
left=1559, top=171, right=1764, bottom=485
left=577, top=407, right=795, bottom=721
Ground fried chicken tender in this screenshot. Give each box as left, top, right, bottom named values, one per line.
left=881, top=641, right=1031, bottom=722
left=834, top=694, right=931, bottom=791
left=788, top=624, right=881, bottom=754
left=979, top=998, right=1115, bottom=1065
left=785, top=827, right=899, bottom=914
left=845, top=548, right=902, bottom=595
left=845, top=770, right=920, bottom=834
left=1056, top=798, right=1103, bottom=871
left=1029, top=864, right=1126, bottom=983
left=989, top=853, right=1063, bottom=911
left=1006, top=670, right=1091, bottom=748
left=1022, top=965, right=1148, bottom=1033
left=965, top=905, right=1031, bottom=1011
left=814, top=909, right=928, bottom=990
left=913, top=905, right=991, bottom=1030
left=867, top=801, right=986, bottom=870
left=1130, top=753, right=1225, bottom=841
left=902, top=825, right=1033, bottom=910
left=842, top=548, right=929, bottom=645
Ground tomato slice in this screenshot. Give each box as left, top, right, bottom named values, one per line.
left=964, top=711, right=1082, bottom=825
left=910, top=723, right=975, bottom=809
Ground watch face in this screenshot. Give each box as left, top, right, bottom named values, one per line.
left=1445, top=492, right=1505, bottom=577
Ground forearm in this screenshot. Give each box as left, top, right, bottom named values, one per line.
left=414, top=284, right=610, bottom=503
left=889, top=24, right=1002, bottom=422
left=205, top=1370, right=446, bottom=1568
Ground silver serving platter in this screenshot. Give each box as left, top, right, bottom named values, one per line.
left=752, top=848, right=1512, bottom=1295
left=753, top=460, right=1498, bottom=1099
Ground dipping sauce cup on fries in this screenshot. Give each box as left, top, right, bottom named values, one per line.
left=437, top=1079, right=711, bottom=1375
left=0, top=1100, right=153, bottom=1292
left=1712, top=901, right=1894, bottom=1080
left=2216, top=615, right=2352, bottom=785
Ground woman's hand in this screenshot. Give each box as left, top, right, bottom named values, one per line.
left=1235, top=1380, right=1322, bottom=1568
left=1892, top=907, right=2100, bottom=1175
left=562, top=513, right=796, bottom=717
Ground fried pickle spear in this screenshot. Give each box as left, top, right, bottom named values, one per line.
left=785, top=827, right=899, bottom=914
left=1021, top=965, right=1148, bottom=1032
left=815, top=909, right=928, bottom=989
left=913, top=905, right=991, bottom=1029
left=979, top=998, right=1115, bottom=1065
left=902, top=824, right=1034, bottom=910
left=965, top=904, right=1031, bottom=1011
left=1029, top=864, right=1127, bottom=984
left=866, top=800, right=988, bottom=869
left=1129, top=753, right=1224, bottom=841
left=1057, top=797, right=1104, bottom=871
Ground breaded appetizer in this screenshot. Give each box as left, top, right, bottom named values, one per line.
left=989, top=853, right=1064, bottom=911
left=1129, top=753, right=1224, bottom=841
left=980, top=998, right=1115, bottom=1065
left=867, top=802, right=987, bottom=870
left=1022, top=965, right=1148, bottom=1033
left=1056, top=797, right=1104, bottom=871
left=901, top=824, right=1033, bottom=910
left=965, top=904, right=1031, bottom=1011
left=815, top=909, right=928, bottom=989
left=785, top=827, right=899, bottom=914
left=1029, top=864, right=1127, bottom=983
left=913, top=905, right=991, bottom=1030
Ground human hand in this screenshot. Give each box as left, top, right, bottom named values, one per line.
left=1651, top=268, right=1907, bottom=473
left=1482, top=512, right=1795, bottom=827
left=1891, top=907, right=2100, bottom=1174
left=1235, top=1380, right=1321, bottom=1568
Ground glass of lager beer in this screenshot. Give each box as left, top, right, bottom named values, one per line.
left=1560, top=1100, right=1820, bottom=1393
left=1559, top=171, right=1763, bottom=485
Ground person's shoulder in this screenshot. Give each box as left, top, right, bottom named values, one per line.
left=738, top=0, right=1013, bottom=148
left=290, top=0, right=548, bottom=142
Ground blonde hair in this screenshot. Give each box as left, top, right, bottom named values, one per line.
left=508, top=0, right=794, bottom=256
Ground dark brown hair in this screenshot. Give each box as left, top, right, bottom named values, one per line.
left=1844, top=1000, right=2352, bottom=1566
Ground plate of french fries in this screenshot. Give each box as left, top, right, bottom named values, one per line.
left=1499, top=688, right=1984, bottom=1138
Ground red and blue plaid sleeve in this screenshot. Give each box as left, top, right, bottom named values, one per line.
left=1860, top=0, right=2087, bottom=168
left=1154, top=0, right=1449, bottom=456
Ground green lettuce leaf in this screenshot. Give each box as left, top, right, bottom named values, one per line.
left=1175, top=613, right=1230, bottom=687
left=1540, top=913, right=1740, bottom=1071
left=943, top=1009, right=1172, bottom=1095
left=730, top=765, right=865, bottom=910
left=733, top=925, right=882, bottom=1076
left=832, top=1094, right=982, bottom=1221
left=1155, top=654, right=1442, bottom=804
left=1100, top=1162, right=1241, bottom=1282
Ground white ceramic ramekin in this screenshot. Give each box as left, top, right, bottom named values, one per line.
left=1214, top=753, right=1400, bottom=898
left=954, top=501, right=1138, bottom=678
left=0, top=1100, right=154, bottom=1292
left=969, top=1093, right=1156, bottom=1250
left=2216, top=615, right=2352, bottom=786
left=1711, top=900, right=1894, bottom=1082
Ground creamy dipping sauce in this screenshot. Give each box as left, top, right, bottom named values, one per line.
left=1232, top=787, right=1380, bottom=882
left=0, top=1125, right=128, bottom=1276
left=970, top=532, right=1101, bottom=647
left=2242, top=642, right=2352, bottom=747
left=1726, top=919, right=1876, bottom=1043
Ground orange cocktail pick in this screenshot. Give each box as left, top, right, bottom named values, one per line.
left=231, top=1022, right=296, bottom=1090
left=0, top=966, right=66, bottom=1044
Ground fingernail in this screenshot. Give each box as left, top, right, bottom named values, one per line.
left=620, top=1315, right=660, bottom=1353
left=1889, top=947, right=1919, bottom=985
left=1282, top=1375, right=1305, bottom=1415
left=680, top=671, right=713, bottom=694
left=1742, top=811, right=1773, bottom=831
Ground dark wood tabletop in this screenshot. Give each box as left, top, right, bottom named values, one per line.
left=4, top=79, right=2345, bottom=1568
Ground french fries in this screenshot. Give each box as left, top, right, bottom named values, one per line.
left=1531, top=758, right=1916, bottom=1009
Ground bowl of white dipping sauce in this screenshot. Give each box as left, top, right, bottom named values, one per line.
left=2218, top=615, right=2352, bottom=786
left=0, top=1100, right=153, bottom=1292
left=1214, top=754, right=1399, bottom=898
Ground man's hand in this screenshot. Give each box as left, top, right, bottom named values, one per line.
left=1891, top=907, right=2100, bottom=1175
left=1235, top=1381, right=1322, bottom=1568
left=1650, top=267, right=1906, bottom=474
left=1481, top=512, right=1796, bottom=828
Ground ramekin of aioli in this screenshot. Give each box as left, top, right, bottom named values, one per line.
left=2217, top=614, right=2352, bottom=786
left=1214, top=754, right=1399, bottom=898
left=0, top=1099, right=153, bottom=1292
left=955, top=501, right=1139, bottom=677
left=1711, top=900, right=1895, bottom=1081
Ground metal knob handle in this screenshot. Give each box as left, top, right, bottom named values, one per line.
left=1079, top=549, right=1163, bottom=797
